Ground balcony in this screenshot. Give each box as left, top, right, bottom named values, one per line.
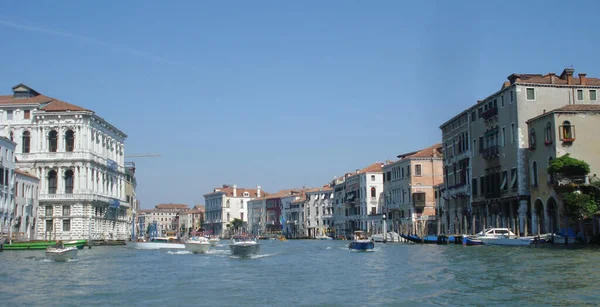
left=482, top=146, right=499, bottom=160
left=18, top=152, right=124, bottom=172
left=481, top=107, right=498, bottom=120
left=40, top=192, right=129, bottom=207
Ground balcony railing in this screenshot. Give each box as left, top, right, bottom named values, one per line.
left=481, top=107, right=498, bottom=120
left=40, top=193, right=129, bottom=207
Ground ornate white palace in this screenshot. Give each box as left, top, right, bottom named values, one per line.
left=0, top=84, right=130, bottom=241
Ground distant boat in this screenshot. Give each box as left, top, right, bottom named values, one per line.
left=207, top=236, right=220, bottom=247
left=125, top=237, right=185, bottom=250
left=348, top=231, right=374, bottom=251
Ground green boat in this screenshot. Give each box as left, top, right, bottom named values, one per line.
left=2, top=240, right=88, bottom=250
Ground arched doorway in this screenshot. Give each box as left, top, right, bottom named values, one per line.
left=547, top=197, right=559, bottom=233
left=534, top=199, right=544, bottom=235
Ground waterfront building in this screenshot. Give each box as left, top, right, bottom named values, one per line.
left=139, top=204, right=189, bottom=236
left=439, top=110, right=474, bottom=234
left=263, top=189, right=299, bottom=235
left=124, top=161, right=138, bottom=237
left=331, top=174, right=348, bottom=238
left=14, top=170, right=40, bottom=240
left=136, top=211, right=146, bottom=239
left=281, top=189, right=307, bottom=238
left=203, top=185, right=264, bottom=237
left=187, top=205, right=205, bottom=232
left=332, top=163, right=384, bottom=238
left=303, top=185, right=334, bottom=238
left=0, top=136, right=16, bottom=238
left=0, top=83, right=130, bottom=241
left=468, top=68, right=600, bottom=235
left=247, top=196, right=267, bottom=236
left=526, top=104, right=600, bottom=234
left=433, top=183, right=445, bottom=234
left=382, top=145, right=443, bottom=235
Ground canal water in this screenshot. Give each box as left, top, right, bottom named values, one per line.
left=1, top=240, right=599, bottom=306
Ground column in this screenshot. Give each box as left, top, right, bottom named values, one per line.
left=531, top=211, right=538, bottom=235
left=518, top=200, right=528, bottom=236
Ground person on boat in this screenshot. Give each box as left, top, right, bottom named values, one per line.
left=56, top=240, right=64, bottom=249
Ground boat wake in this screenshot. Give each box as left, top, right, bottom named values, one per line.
left=167, top=251, right=192, bottom=255
left=41, top=258, right=79, bottom=262
left=229, top=253, right=273, bottom=260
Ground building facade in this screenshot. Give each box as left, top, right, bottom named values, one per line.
left=527, top=104, right=600, bottom=234
left=0, top=83, right=130, bottom=241
left=14, top=170, right=40, bottom=240
left=382, top=144, right=443, bottom=235
left=139, top=204, right=189, bottom=236
left=247, top=196, right=266, bottom=236
left=0, top=136, right=16, bottom=239
left=203, top=185, right=263, bottom=237
left=468, top=68, right=600, bottom=235
left=303, top=185, right=334, bottom=238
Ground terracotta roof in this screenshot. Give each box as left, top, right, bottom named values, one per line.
left=155, top=204, right=189, bottom=209
left=265, top=188, right=304, bottom=199
left=397, top=143, right=443, bottom=159
left=508, top=71, right=600, bottom=86
left=0, top=84, right=90, bottom=112
left=40, top=99, right=89, bottom=112
left=15, top=169, right=39, bottom=179
left=204, top=186, right=268, bottom=198
left=0, top=94, right=54, bottom=105
left=306, top=185, right=333, bottom=193
left=527, top=104, right=600, bottom=123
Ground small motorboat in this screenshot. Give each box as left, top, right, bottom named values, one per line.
left=185, top=237, right=211, bottom=254
left=462, top=236, right=484, bottom=246
left=229, top=236, right=260, bottom=257
left=45, top=242, right=78, bottom=262
left=474, top=228, right=549, bottom=246
left=207, top=236, right=220, bottom=247
left=348, top=231, right=374, bottom=251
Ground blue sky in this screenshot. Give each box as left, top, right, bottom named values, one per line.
left=1, top=1, right=600, bottom=208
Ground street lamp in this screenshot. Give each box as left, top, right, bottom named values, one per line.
left=382, top=213, right=387, bottom=243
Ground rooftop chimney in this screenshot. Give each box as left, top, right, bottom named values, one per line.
left=548, top=73, right=556, bottom=84
left=561, top=68, right=575, bottom=85
left=579, top=73, right=587, bottom=86
left=233, top=184, right=237, bottom=197
left=257, top=185, right=261, bottom=197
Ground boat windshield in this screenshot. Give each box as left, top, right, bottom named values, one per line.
left=232, top=236, right=257, bottom=243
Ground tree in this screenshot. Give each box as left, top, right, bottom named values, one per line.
left=547, top=154, right=590, bottom=177
left=561, top=192, right=598, bottom=225
left=230, top=218, right=243, bottom=233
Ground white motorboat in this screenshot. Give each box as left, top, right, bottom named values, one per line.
left=207, top=236, right=220, bottom=247
left=184, top=237, right=211, bottom=254
left=125, top=237, right=185, bottom=250
left=372, top=232, right=401, bottom=243
left=45, top=245, right=78, bottom=262
left=229, top=236, right=260, bottom=257
left=475, top=228, right=547, bottom=246
left=316, top=235, right=333, bottom=240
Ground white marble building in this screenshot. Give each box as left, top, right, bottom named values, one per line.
left=0, top=136, right=16, bottom=237
left=14, top=170, right=40, bottom=240
left=203, top=184, right=263, bottom=237
left=0, top=83, right=130, bottom=241
left=247, top=196, right=266, bottom=236
left=303, top=185, right=334, bottom=238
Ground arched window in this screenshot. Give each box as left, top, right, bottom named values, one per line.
left=64, top=170, right=74, bottom=194
left=65, top=130, right=75, bottom=152
left=545, top=122, right=553, bottom=144
left=48, top=130, right=58, bottom=152
left=370, top=187, right=376, bottom=198
left=532, top=161, right=538, bottom=187
left=48, top=170, right=57, bottom=194
left=22, top=131, right=30, bottom=153
left=561, top=121, right=574, bottom=141
left=529, top=128, right=536, bottom=149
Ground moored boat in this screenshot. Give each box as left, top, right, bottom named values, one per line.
left=462, top=236, right=484, bottom=246
left=3, top=240, right=87, bottom=250
left=348, top=231, right=374, bottom=251
left=184, top=237, right=211, bottom=254
left=125, top=237, right=185, bottom=250
left=229, top=236, right=260, bottom=257
left=45, top=242, right=78, bottom=262
left=475, top=228, right=549, bottom=246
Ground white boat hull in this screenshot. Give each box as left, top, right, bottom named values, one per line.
left=45, top=247, right=78, bottom=261
left=479, top=237, right=533, bottom=246
left=229, top=243, right=260, bottom=257
left=184, top=242, right=211, bottom=254
left=126, top=241, right=185, bottom=250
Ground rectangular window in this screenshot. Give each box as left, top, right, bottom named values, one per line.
left=46, top=219, right=53, bottom=232
left=501, top=95, right=505, bottom=107
left=501, top=171, right=508, bottom=191
left=510, top=91, right=514, bottom=102
left=414, top=164, right=422, bottom=176
left=511, top=123, right=516, bottom=143
left=472, top=178, right=478, bottom=196
left=526, top=88, right=535, bottom=100
left=473, top=139, right=477, bottom=155
left=511, top=168, right=518, bottom=189
left=45, top=205, right=53, bottom=216
left=63, top=206, right=70, bottom=216
left=577, top=89, right=584, bottom=101
left=479, top=136, right=484, bottom=152
left=6, top=110, right=13, bottom=120
left=24, top=110, right=30, bottom=119
left=480, top=177, right=485, bottom=195
left=471, top=111, right=476, bottom=121
left=63, top=219, right=71, bottom=232
left=370, top=175, right=375, bottom=181
left=590, top=90, right=597, bottom=101
left=501, top=126, right=506, bottom=146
